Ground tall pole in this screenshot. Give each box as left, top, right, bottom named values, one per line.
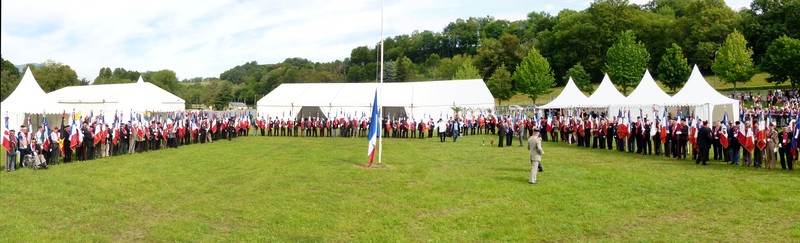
left=378, top=0, right=384, bottom=164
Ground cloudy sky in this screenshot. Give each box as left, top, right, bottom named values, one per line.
left=1, top=0, right=750, bottom=81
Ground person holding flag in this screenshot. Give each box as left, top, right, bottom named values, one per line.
left=765, top=122, right=778, bottom=169
left=4, top=115, right=17, bottom=171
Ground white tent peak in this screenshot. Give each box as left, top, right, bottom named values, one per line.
left=620, top=69, right=672, bottom=107
left=0, top=66, right=64, bottom=114
left=586, top=73, right=626, bottom=108
left=137, top=75, right=145, bottom=84
left=540, top=77, right=589, bottom=109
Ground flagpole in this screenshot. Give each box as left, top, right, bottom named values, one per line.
left=378, top=0, right=384, bottom=165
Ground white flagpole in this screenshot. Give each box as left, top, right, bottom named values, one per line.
left=378, top=0, right=384, bottom=164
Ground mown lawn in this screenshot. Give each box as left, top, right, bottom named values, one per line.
left=1, top=134, right=798, bottom=241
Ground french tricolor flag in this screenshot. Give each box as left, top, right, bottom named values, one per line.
left=367, top=89, right=380, bottom=166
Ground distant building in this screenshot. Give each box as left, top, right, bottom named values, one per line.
left=228, top=102, right=248, bottom=110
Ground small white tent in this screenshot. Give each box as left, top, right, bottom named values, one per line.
left=48, top=76, right=185, bottom=117
left=665, top=65, right=740, bottom=123
left=0, top=67, right=64, bottom=130
left=540, top=78, right=589, bottom=109
left=585, top=74, right=626, bottom=116
left=617, top=70, right=673, bottom=119
left=256, top=80, right=494, bottom=121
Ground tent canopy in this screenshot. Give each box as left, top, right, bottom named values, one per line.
left=540, top=78, right=589, bottom=109
left=619, top=70, right=672, bottom=108
left=0, top=67, right=64, bottom=115
left=665, top=65, right=740, bottom=123
left=256, top=79, right=495, bottom=120
left=585, top=74, right=626, bottom=108
left=48, top=76, right=185, bottom=115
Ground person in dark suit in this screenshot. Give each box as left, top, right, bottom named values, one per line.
left=779, top=125, right=793, bottom=170
left=729, top=121, right=741, bottom=165
left=643, top=118, right=652, bottom=155
left=696, top=120, right=712, bottom=165
left=61, top=124, right=72, bottom=163
left=498, top=121, right=505, bottom=148
left=653, top=120, right=661, bottom=155
left=664, top=119, right=672, bottom=158
left=679, top=120, right=689, bottom=159
left=83, top=125, right=94, bottom=161
left=712, top=121, right=723, bottom=160
left=629, top=118, right=638, bottom=153
left=605, top=119, right=614, bottom=150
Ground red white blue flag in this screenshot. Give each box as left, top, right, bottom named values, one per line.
left=367, top=89, right=380, bottom=167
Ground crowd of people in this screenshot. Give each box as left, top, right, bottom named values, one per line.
left=5, top=93, right=799, bottom=173
left=4, top=111, right=254, bottom=172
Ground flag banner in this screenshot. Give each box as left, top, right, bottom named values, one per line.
left=366, top=89, right=380, bottom=167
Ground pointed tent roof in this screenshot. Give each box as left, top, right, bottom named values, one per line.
left=585, top=73, right=626, bottom=108
left=666, top=65, right=738, bottom=106
left=619, top=69, right=672, bottom=107
left=0, top=67, right=64, bottom=114
left=47, top=75, right=184, bottom=112
left=540, top=77, right=589, bottom=109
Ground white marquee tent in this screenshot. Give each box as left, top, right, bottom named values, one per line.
left=0, top=67, right=64, bottom=129
left=256, top=80, right=495, bottom=120
left=617, top=70, right=673, bottom=119
left=665, top=65, right=740, bottom=123
left=585, top=74, right=626, bottom=116
left=48, top=76, right=185, bottom=117
left=540, top=78, right=589, bottom=109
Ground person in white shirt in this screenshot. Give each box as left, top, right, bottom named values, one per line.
left=436, top=118, right=447, bottom=142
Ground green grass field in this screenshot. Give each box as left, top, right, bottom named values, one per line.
left=1, top=135, right=798, bottom=241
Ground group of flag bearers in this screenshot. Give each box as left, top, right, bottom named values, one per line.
left=535, top=107, right=795, bottom=170
left=3, top=110, right=255, bottom=171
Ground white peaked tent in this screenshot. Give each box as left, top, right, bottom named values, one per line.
left=540, top=78, right=589, bottom=109
left=585, top=74, right=626, bottom=116
left=256, top=80, right=494, bottom=120
left=618, top=70, right=673, bottom=119
left=666, top=65, right=740, bottom=123
left=1, top=67, right=64, bottom=114
left=0, top=67, right=64, bottom=130
left=48, top=76, right=185, bottom=118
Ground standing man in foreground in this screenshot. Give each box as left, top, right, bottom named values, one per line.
left=527, top=127, right=544, bottom=184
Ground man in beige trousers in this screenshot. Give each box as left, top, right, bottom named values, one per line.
left=528, top=127, right=544, bottom=184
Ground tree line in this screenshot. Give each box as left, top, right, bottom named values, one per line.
left=2, top=0, right=798, bottom=108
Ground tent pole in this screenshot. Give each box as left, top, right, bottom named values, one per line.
left=378, top=0, right=384, bottom=165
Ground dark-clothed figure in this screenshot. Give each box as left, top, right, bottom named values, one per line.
left=696, top=120, right=712, bottom=165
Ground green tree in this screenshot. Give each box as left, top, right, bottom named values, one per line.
left=203, top=80, right=234, bottom=110
left=676, top=0, right=740, bottom=72
left=395, top=56, right=414, bottom=82
left=657, top=43, right=691, bottom=92
left=143, top=70, right=180, bottom=93
left=514, top=48, right=555, bottom=103
left=604, top=30, right=651, bottom=95
left=1, top=56, right=20, bottom=101
left=564, top=63, right=592, bottom=93
left=29, top=60, right=80, bottom=92
left=761, top=35, right=800, bottom=88
left=712, top=30, right=757, bottom=90
left=475, top=34, right=526, bottom=88
left=487, top=64, right=514, bottom=105
left=741, top=0, right=800, bottom=64
left=452, top=61, right=481, bottom=80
